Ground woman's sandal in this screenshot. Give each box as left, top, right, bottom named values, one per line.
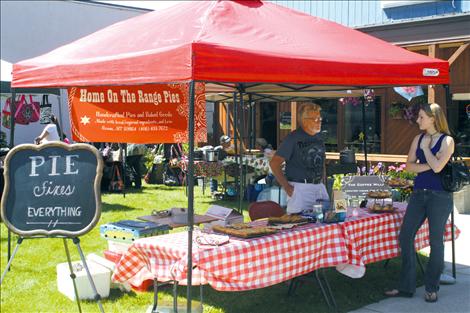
left=384, top=289, right=413, bottom=298
left=424, top=291, right=438, bottom=303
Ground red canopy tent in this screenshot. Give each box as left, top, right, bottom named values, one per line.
left=12, top=0, right=448, bottom=88
left=10, top=1, right=451, bottom=311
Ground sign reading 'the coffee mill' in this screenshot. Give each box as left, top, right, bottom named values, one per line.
left=1, top=142, right=103, bottom=237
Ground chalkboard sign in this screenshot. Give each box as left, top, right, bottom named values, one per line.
left=341, top=175, right=390, bottom=198
left=1, top=143, right=103, bottom=237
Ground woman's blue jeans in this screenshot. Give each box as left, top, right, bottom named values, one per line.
left=398, top=189, right=453, bottom=294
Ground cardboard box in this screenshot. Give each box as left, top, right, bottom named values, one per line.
left=107, top=240, right=132, bottom=254
left=205, top=205, right=243, bottom=226
left=57, top=260, right=110, bottom=301
left=88, top=253, right=131, bottom=292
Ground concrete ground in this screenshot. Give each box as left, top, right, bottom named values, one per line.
left=349, top=211, right=470, bottom=313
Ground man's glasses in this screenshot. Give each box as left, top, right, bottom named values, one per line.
left=304, top=117, right=322, bottom=122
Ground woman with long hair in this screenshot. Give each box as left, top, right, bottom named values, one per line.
left=385, top=103, right=454, bottom=303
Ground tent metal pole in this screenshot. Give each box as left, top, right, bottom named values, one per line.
left=361, top=98, right=369, bottom=175
left=444, top=84, right=456, bottom=279
left=233, top=92, right=238, bottom=156
left=9, top=89, right=16, bottom=148
left=7, top=89, right=16, bottom=263
left=233, top=92, right=240, bottom=201
left=238, top=85, right=246, bottom=213
left=58, top=89, right=65, bottom=139
left=248, top=94, right=253, bottom=149
left=187, top=81, right=196, bottom=313
left=252, top=95, right=256, bottom=150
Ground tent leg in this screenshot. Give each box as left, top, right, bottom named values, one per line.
left=186, top=81, right=196, bottom=313
left=361, top=98, right=368, bottom=175
left=443, top=84, right=457, bottom=279
left=238, top=84, right=246, bottom=213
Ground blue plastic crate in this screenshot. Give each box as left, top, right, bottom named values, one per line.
left=100, top=220, right=170, bottom=243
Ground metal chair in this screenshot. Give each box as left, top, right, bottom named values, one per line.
left=248, top=200, right=285, bottom=221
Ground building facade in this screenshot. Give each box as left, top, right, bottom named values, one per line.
left=0, top=0, right=149, bottom=145
left=218, top=0, right=469, bottom=155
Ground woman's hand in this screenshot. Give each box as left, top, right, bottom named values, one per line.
left=420, top=135, right=431, bottom=150
left=34, top=137, right=41, bottom=145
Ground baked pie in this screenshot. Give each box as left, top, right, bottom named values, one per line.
left=370, top=203, right=397, bottom=213
left=367, top=190, right=392, bottom=199
left=268, top=214, right=309, bottom=225
left=212, top=225, right=277, bottom=238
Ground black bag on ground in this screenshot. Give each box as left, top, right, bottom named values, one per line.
left=440, top=155, right=470, bottom=192
left=163, top=164, right=183, bottom=186
left=145, top=163, right=165, bottom=184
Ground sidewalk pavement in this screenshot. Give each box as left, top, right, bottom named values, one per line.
left=349, top=211, right=470, bottom=313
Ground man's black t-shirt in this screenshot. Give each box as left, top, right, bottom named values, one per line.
left=275, top=128, right=325, bottom=182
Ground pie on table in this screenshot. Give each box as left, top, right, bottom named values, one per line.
left=367, top=190, right=392, bottom=198
left=268, top=214, right=309, bottom=224
left=370, top=203, right=397, bottom=213
left=212, top=224, right=277, bottom=238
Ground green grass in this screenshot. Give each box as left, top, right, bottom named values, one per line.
left=1, top=184, right=426, bottom=313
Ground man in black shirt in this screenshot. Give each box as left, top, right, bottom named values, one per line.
left=270, top=103, right=328, bottom=214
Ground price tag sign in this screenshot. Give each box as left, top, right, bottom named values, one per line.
left=341, top=175, right=390, bottom=198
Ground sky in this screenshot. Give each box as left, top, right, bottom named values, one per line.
left=98, top=0, right=183, bottom=10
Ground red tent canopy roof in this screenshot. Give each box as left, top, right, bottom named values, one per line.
left=12, top=0, right=449, bottom=88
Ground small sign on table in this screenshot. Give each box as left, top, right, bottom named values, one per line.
left=341, top=175, right=390, bottom=198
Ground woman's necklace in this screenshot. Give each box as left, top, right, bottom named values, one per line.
left=429, top=131, right=439, bottom=137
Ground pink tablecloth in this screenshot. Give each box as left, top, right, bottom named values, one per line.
left=112, top=203, right=459, bottom=291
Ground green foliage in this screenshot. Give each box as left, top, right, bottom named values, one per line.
left=143, top=149, right=155, bottom=170
left=333, top=174, right=344, bottom=190
left=388, top=101, right=403, bottom=118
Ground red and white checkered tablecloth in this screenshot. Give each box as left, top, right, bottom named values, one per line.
left=112, top=222, right=349, bottom=291
left=338, top=202, right=459, bottom=275
left=112, top=202, right=459, bottom=291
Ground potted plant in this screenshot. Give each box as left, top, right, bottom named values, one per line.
left=389, top=101, right=404, bottom=119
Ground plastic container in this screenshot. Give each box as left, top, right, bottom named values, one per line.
left=171, top=207, right=189, bottom=224
left=57, top=260, right=111, bottom=301
left=336, top=211, right=346, bottom=222
left=256, top=187, right=287, bottom=207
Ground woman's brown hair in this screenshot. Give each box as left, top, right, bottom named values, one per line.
left=420, top=103, right=451, bottom=135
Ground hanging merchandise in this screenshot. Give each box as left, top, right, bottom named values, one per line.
left=1, top=97, right=12, bottom=129
left=364, top=89, right=375, bottom=104
left=338, top=97, right=360, bottom=106
left=14, top=95, right=40, bottom=125
left=40, top=95, right=52, bottom=124
left=109, top=165, right=124, bottom=192
left=393, top=86, right=424, bottom=101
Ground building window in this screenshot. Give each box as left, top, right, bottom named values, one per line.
left=450, top=100, right=470, bottom=157
left=343, top=97, right=381, bottom=154
left=381, top=1, right=441, bottom=9
left=316, top=99, right=338, bottom=152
